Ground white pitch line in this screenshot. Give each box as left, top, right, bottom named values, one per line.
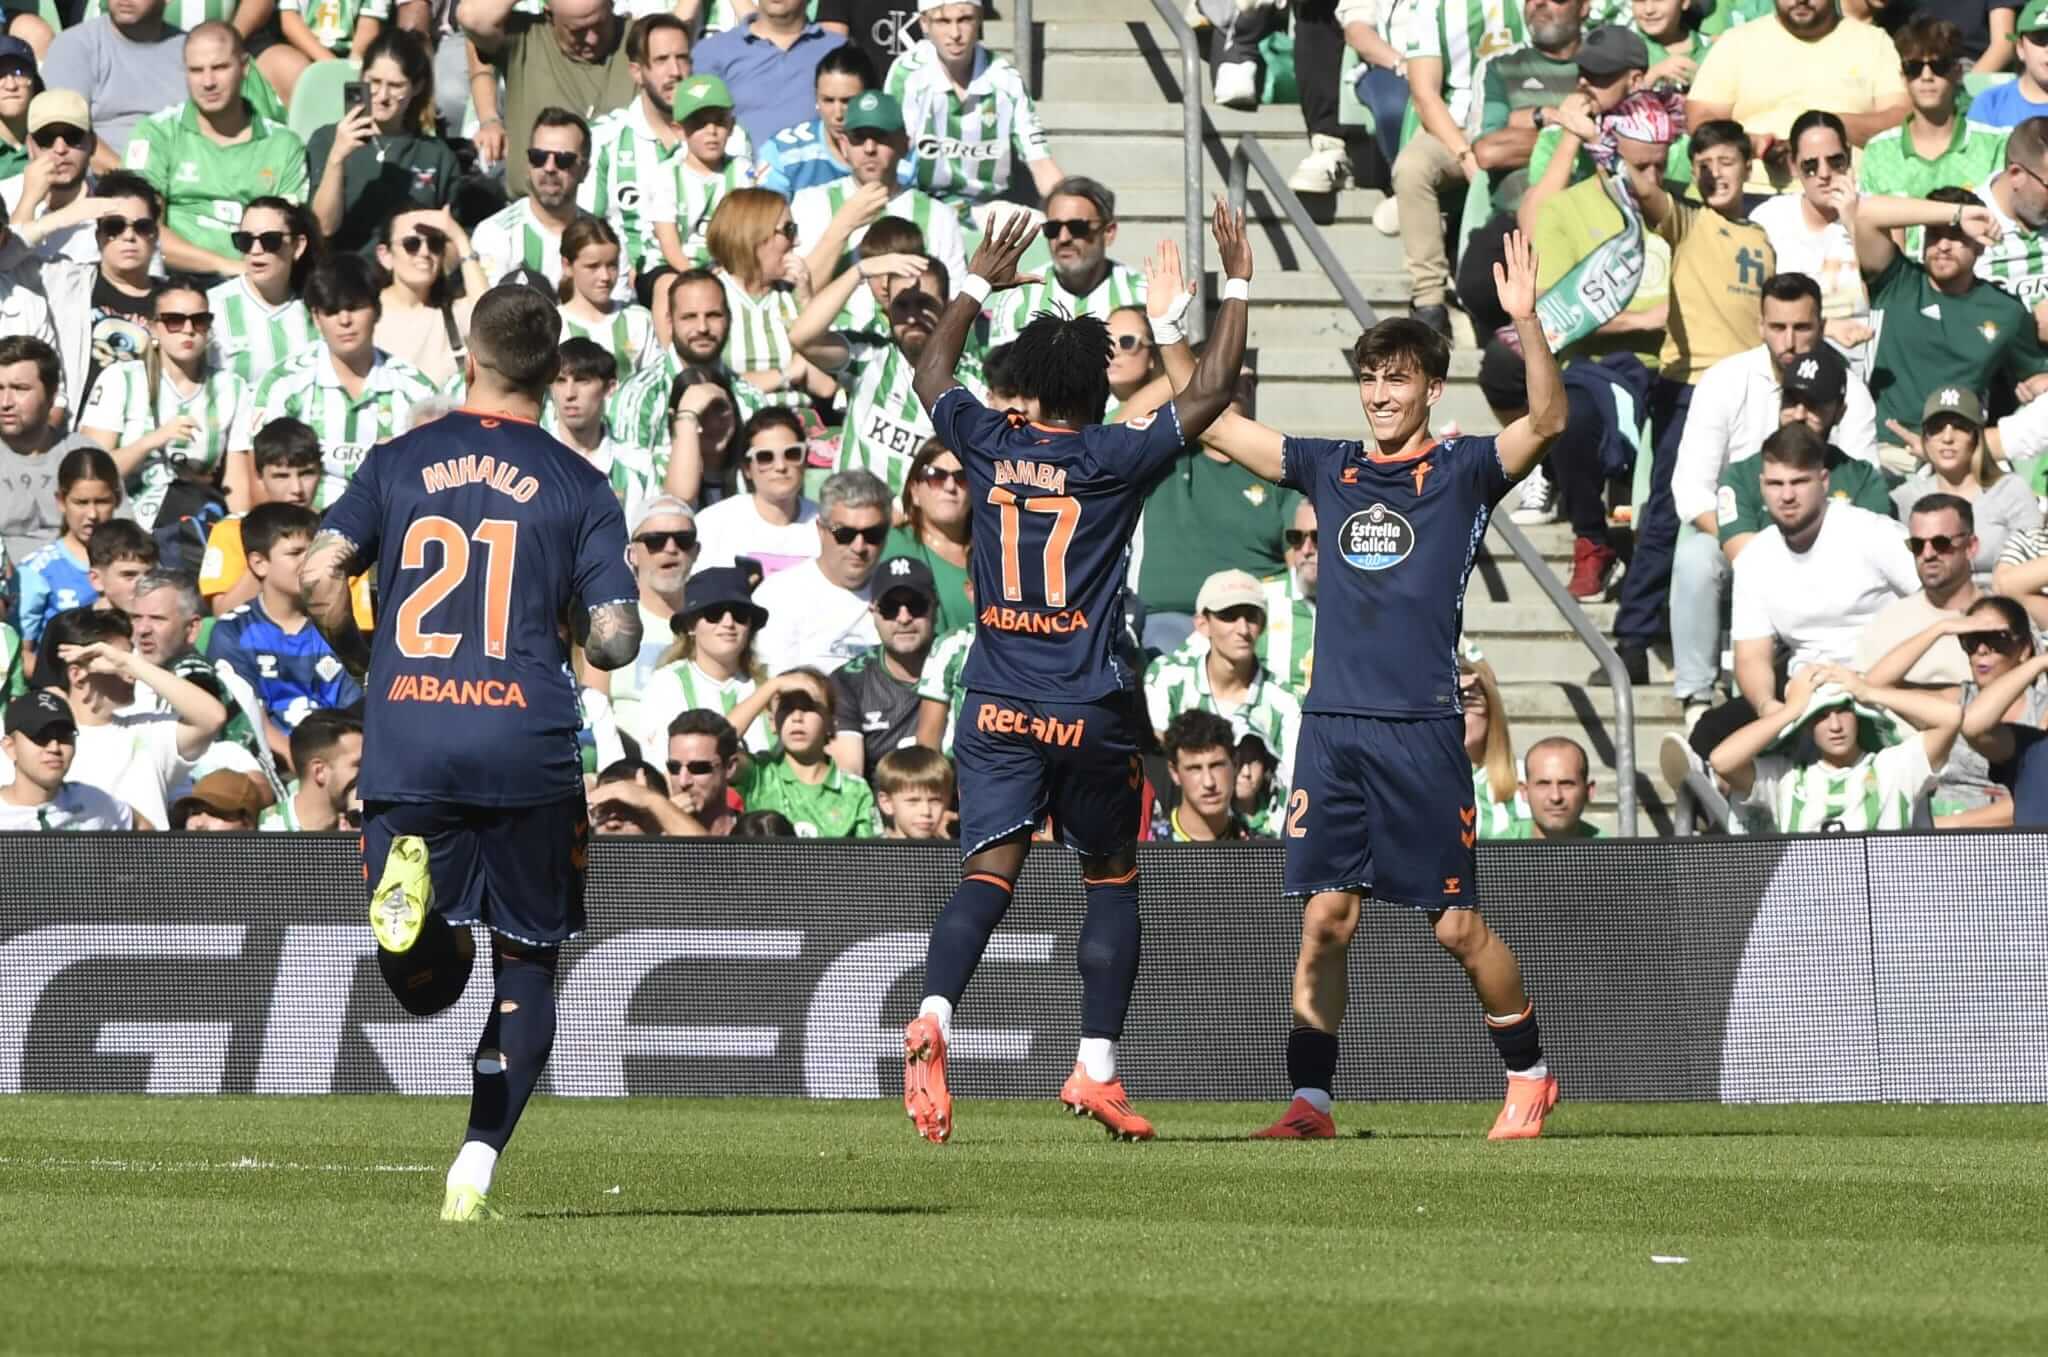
left=0, top=1155, right=435, bottom=1174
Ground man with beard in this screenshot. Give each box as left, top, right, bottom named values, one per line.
left=0, top=91, right=102, bottom=266
left=473, top=108, right=598, bottom=290
left=1258, top=498, right=1316, bottom=697
left=984, top=177, right=1144, bottom=346
left=1961, top=118, right=2048, bottom=314
left=829, top=554, right=938, bottom=777
left=789, top=242, right=979, bottom=494
left=582, top=14, right=696, bottom=286
left=791, top=91, right=965, bottom=287
left=603, top=495, right=699, bottom=743
left=1466, top=0, right=1595, bottom=217
left=610, top=266, right=734, bottom=471
left=1685, top=0, right=1908, bottom=193
left=460, top=0, right=636, bottom=199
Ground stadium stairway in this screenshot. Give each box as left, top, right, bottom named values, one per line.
left=990, top=2, right=1679, bottom=832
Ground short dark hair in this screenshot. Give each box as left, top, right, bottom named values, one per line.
left=2007, top=118, right=2048, bottom=172
left=625, top=11, right=689, bottom=64
left=982, top=342, right=1021, bottom=398
left=740, top=405, right=806, bottom=452
left=1788, top=109, right=1848, bottom=157
left=1009, top=313, right=1112, bottom=426
left=470, top=284, right=563, bottom=390
left=1353, top=316, right=1451, bottom=384
left=40, top=606, right=132, bottom=688
left=1164, top=709, right=1237, bottom=765
left=153, top=275, right=212, bottom=314
left=1928, top=183, right=1978, bottom=209
left=242, top=501, right=320, bottom=559
left=1911, top=491, right=1975, bottom=532
left=668, top=266, right=726, bottom=316
left=1045, top=175, right=1115, bottom=222
left=87, top=519, right=158, bottom=570
left=859, top=215, right=925, bottom=258
left=95, top=170, right=161, bottom=218
left=668, top=707, right=741, bottom=762
left=531, top=105, right=592, bottom=155
left=734, top=808, right=796, bottom=837
left=305, top=253, right=380, bottom=316
left=557, top=336, right=618, bottom=384
left=289, top=707, right=361, bottom=776
left=816, top=43, right=877, bottom=86
left=0, top=335, right=60, bottom=399
left=1690, top=119, right=1753, bottom=161
left=1235, top=731, right=1275, bottom=773
left=1759, top=420, right=1828, bottom=471
left=1896, top=16, right=1965, bottom=64
left=596, top=756, right=667, bottom=796
left=57, top=444, right=120, bottom=495
left=1760, top=272, right=1823, bottom=311
left=253, top=417, right=322, bottom=472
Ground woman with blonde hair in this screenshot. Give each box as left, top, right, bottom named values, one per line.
left=557, top=215, right=661, bottom=385
left=1463, top=656, right=1532, bottom=838
left=883, top=437, right=975, bottom=633
left=704, top=188, right=837, bottom=418
left=632, top=565, right=775, bottom=756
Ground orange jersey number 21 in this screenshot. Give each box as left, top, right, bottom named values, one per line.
left=392, top=515, right=519, bottom=660
left=987, top=488, right=1081, bottom=608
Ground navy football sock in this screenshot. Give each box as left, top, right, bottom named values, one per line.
left=1076, top=871, right=1141, bottom=1040
left=464, top=947, right=559, bottom=1154
left=1287, top=1026, right=1339, bottom=1094
left=922, top=873, right=1014, bottom=1006
left=1485, top=1004, right=1545, bottom=1073
left=375, top=912, right=474, bottom=1017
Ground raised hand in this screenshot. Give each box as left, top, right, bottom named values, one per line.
left=966, top=212, right=1040, bottom=291
left=1144, top=238, right=1190, bottom=316
left=857, top=252, right=929, bottom=283
left=1493, top=228, right=1540, bottom=322
left=1211, top=197, right=1252, bottom=281
left=1961, top=205, right=2003, bottom=249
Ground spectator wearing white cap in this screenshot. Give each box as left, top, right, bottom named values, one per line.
left=1143, top=568, right=1302, bottom=835
left=592, top=494, right=700, bottom=746
left=0, top=90, right=101, bottom=267
left=0, top=688, right=139, bottom=830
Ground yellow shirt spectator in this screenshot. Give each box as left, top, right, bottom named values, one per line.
left=201, top=514, right=374, bottom=629
left=1657, top=198, right=1776, bottom=384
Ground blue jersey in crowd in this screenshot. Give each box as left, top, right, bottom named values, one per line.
left=1279, top=433, right=1511, bottom=719
left=321, top=409, right=639, bottom=807
left=929, top=385, right=1186, bottom=703
left=209, top=595, right=364, bottom=731
left=755, top=117, right=918, bottom=196
left=17, top=541, right=94, bottom=647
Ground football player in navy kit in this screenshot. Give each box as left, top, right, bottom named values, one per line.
left=1150, top=230, right=1570, bottom=1141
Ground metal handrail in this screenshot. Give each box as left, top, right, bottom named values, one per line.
left=1015, top=0, right=1036, bottom=103
left=1226, top=132, right=1636, bottom=834
left=1147, top=0, right=1206, bottom=340
left=1674, top=768, right=1730, bottom=838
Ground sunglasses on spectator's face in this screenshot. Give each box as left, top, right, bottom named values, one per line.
left=916, top=463, right=965, bottom=487
left=877, top=591, right=931, bottom=619
left=635, top=529, right=696, bottom=552
left=1907, top=534, right=1966, bottom=555
left=98, top=214, right=157, bottom=241
left=1041, top=218, right=1104, bottom=241
left=231, top=229, right=290, bottom=254
left=1962, top=629, right=2024, bottom=654
left=1901, top=58, right=1959, bottom=78
left=1285, top=528, right=1318, bottom=549
left=827, top=522, right=889, bottom=547
left=774, top=220, right=799, bottom=241
left=2026, top=29, right=2048, bottom=47
left=397, top=229, right=447, bottom=256
left=667, top=758, right=720, bottom=776
left=1798, top=152, right=1850, bottom=178
left=694, top=603, right=751, bottom=627
left=30, top=125, right=88, bottom=149
left=1111, top=332, right=1148, bottom=352
left=156, top=309, right=212, bottom=333
left=747, top=444, right=806, bottom=468
left=526, top=147, right=581, bottom=171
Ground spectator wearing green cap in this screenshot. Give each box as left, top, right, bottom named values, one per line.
left=790, top=90, right=966, bottom=287
left=1970, top=0, right=2048, bottom=128
left=644, top=74, right=760, bottom=276
left=1887, top=387, right=2041, bottom=573
left=1859, top=19, right=2011, bottom=200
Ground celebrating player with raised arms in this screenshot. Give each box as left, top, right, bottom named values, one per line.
left=899, top=204, right=1252, bottom=1144
left=300, top=285, right=643, bottom=1221
left=1150, top=232, right=1569, bottom=1140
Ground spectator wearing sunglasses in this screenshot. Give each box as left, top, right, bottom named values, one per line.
left=663, top=708, right=742, bottom=836
left=127, top=24, right=310, bottom=279
left=459, top=0, right=636, bottom=199
left=307, top=28, right=459, bottom=261
left=1102, top=305, right=1169, bottom=424
left=985, top=177, right=1144, bottom=347
left=588, top=755, right=705, bottom=835
left=472, top=108, right=598, bottom=292
left=635, top=564, right=775, bottom=754
left=885, top=437, right=974, bottom=633
left=1966, top=0, right=2048, bottom=129
left=704, top=187, right=838, bottom=421
left=752, top=467, right=888, bottom=676
left=589, top=494, right=698, bottom=743
left=1858, top=20, right=2010, bottom=199
left=1960, top=595, right=2048, bottom=824
left=1889, top=390, right=2041, bottom=574
left=828, top=554, right=937, bottom=778
left=791, top=91, right=966, bottom=290
left=0, top=91, right=102, bottom=268
left=728, top=665, right=878, bottom=837
left=1751, top=110, right=1872, bottom=337
left=1858, top=493, right=1989, bottom=689
left=691, top=405, right=822, bottom=573
left=1258, top=497, right=1317, bottom=697
left=373, top=205, right=488, bottom=390
left=76, top=276, right=256, bottom=529
left=203, top=197, right=318, bottom=387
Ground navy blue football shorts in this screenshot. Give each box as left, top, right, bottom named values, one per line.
left=1282, top=713, right=1478, bottom=910
left=952, top=689, right=1145, bottom=858
left=361, top=796, right=590, bottom=948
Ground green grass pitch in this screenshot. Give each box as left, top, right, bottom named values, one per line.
left=4, top=1097, right=2045, bottom=1354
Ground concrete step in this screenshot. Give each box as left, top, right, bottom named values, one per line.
left=1496, top=680, right=1684, bottom=724
left=1463, top=599, right=1620, bottom=633
left=1109, top=218, right=1399, bottom=286
left=1474, top=637, right=1676, bottom=685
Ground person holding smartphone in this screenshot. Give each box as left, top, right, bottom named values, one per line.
left=307, top=28, right=459, bottom=258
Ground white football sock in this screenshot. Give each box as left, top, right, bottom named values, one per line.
left=1076, top=1037, right=1116, bottom=1082
left=1510, top=1062, right=1550, bottom=1081
left=917, top=995, right=953, bottom=1044
left=1293, top=1087, right=1333, bottom=1115
left=447, top=1140, right=498, bottom=1195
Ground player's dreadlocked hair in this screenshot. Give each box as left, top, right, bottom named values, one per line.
left=1007, top=312, right=1113, bottom=427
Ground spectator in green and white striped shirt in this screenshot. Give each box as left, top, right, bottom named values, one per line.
left=646, top=75, right=760, bottom=277
left=207, top=197, right=318, bottom=385
left=556, top=214, right=662, bottom=386
left=1463, top=658, right=1533, bottom=839
left=984, top=177, right=1146, bottom=346
left=582, top=13, right=694, bottom=282
left=633, top=563, right=775, bottom=754
left=912, top=620, right=971, bottom=755
left=790, top=90, right=966, bottom=288
left=472, top=107, right=595, bottom=291
left=704, top=186, right=839, bottom=417
left=608, top=266, right=740, bottom=484
left=551, top=336, right=656, bottom=519
left=1257, top=498, right=1317, bottom=697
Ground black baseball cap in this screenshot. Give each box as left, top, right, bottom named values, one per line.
left=873, top=555, right=938, bottom=605
left=1578, top=26, right=1650, bottom=77
left=673, top=565, right=769, bottom=632
left=1780, top=345, right=1848, bottom=408
left=5, top=689, right=75, bottom=742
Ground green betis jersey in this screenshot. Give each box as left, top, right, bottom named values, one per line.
left=736, top=749, right=878, bottom=838
left=885, top=39, right=1050, bottom=210
left=258, top=788, right=302, bottom=831
left=206, top=276, right=319, bottom=385
left=76, top=362, right=255, bottom=530
left=1400, top=0, right=1529, bottom=130
left=1474, top=763, right=1533, bottom=838
left=789, top=177, right=965, bottom=280
left=0, top=621, right=22, bottom=700
left=1715, top=446, right=1894, bottom=542
left=1971, top=174, right=2048, bottom=309
left=278, top=0, right=391, bottom=53
left=1141, top=650, right=1302, bottom=836
left=126, top=102, right=310, bottom=262
left=1253, top=572, right=1315, bottom=698
left=649, top=154, right=759, bottom=268
left=558, top=303, right=662, bottom=385
left=473, top=197, right=566, bottom=288
left=250, top=344, right=439, bottom=507
left=1747, top=742, right=1932, bottom=832
left=81, top=0, right=235, bottom=29
left=832, top=331, right=984, bottom=495
left=610, top=346, right=688, bottom=475
left=1698, top=0, right=1775, bottom=38
left=986, top=261, right=1147, bottom=346
left=582, top=99, right=686, bottom=271
left=1858, top=120, right=2008, bottom=200
left=719, top=272, right=805, bottom=420
left=1866, top=254, right=2048, bottom=441
left=914, top=626, right=974, bottom=755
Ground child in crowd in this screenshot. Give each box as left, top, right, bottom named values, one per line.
left=18, top=446, right=119, bottom=650
left=85, top=521, right=159, bottom=617
left=650, top=76, right=758, bottom=278
left=730, top=667, right=878, bottom=838
left=875, top=744, right=954, bottom=839
left=549, top=337, right=653, bottom=518
left=556, top=217, right=661, bottom=386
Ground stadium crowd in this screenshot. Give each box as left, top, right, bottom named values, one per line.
left=6, top=0, right=2048, bottom=841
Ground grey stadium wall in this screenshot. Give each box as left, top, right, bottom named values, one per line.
left=1, top=834, right=2043, bottom=1102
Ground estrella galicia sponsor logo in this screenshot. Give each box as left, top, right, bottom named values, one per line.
left=1339, top=503, right=1415, bottom=571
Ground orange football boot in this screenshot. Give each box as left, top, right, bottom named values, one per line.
left=1250, top=1096, right=1337, bottom=1139
left=902, top=1015, right=953, bottom=1144
left=1488, top=1070, right=1559, bottom=1140
left=1058, top=1065, right=1155, bottom=1141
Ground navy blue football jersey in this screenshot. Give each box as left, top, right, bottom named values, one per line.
left=1279, top=434, right=1512, bottom=718
left=321, top=410, right=639, bottom=806
left=928, top=386, right=1187, bottom=702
